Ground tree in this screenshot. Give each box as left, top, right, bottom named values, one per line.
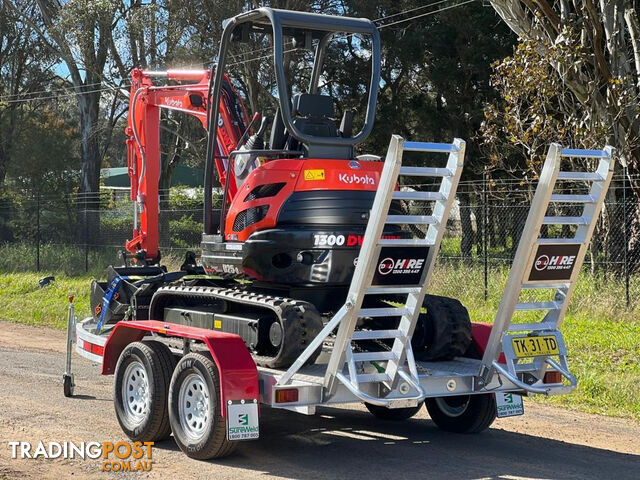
left=337, top=1, right=514, bottom=256
left=0, top=0, right=57, bottom=184
left=4, top=0, right=121, bottom=243
left=490, top=0, right=640, bottom=269
left=490, top=1, right=640, bottom=187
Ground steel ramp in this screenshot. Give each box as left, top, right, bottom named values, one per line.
left=478, top=144, right=615, bottom=395
left=277, top=134, right=466, bottom=407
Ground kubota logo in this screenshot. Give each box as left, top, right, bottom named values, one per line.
left=338, top=173, right=375, bottom=185
left=163, top=97, right=184, bottom=108
left=534, top=254, right=576, bottom=271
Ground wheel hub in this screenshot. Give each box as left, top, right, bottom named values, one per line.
left=122, top=361, right=150, bottom=425
left=178, top=373, right=211, bottom=441
left=435, top=395, right=470, bottom=418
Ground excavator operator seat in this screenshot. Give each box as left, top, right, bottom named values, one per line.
left=291, top=93, right=338, bottom=138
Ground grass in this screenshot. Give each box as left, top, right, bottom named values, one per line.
left=430, top=261, right=640, bottom=420
left=0, top=243, right=192, bottom=277
left=0, top=255, right=638, bottom=421
left=0, top=244, right=188, bottom=328
left=0, top=272, right=92, bottom=329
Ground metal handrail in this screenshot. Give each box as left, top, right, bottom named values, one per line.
left=492, top=359, right=577, bottom=396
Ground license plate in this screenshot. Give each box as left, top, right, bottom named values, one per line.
left=496, top=393, right=524, bottom=418
left=511, top=335, right=559, bottom=358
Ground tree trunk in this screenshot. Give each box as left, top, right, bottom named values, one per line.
left=78, top=91, right=101, bottom=244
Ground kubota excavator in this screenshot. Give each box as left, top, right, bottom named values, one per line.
left=90, top=8, right=471, bottom=369
left=68, top=7, right=611, bottom=461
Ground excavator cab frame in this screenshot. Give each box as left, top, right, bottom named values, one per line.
left=203, top=8, right=381, bottom=235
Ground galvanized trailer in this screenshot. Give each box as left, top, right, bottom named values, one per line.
left=66, top=136, right=614, bottom=458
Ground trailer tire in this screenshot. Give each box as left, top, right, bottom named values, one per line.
left=114, top=341, right=175, bottom=442
left=413, top=295, right=472, bottom=361
left=425, top=393, right=496, bottom=433
left=168, top=352, right=237, bottom=459
left=364, top=402, right=423, bottom=421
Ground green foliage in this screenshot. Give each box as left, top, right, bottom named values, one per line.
left=169, top=214, right=201, bottom=248
left=168, top=186, right=204, bottom=210
left=481, top=39, right=609, bottom=176
left=342, top=1, right=515, bottom=179
left=0, top=243, right=117, bottom=276
left=9, top=108, right=81, bottom=194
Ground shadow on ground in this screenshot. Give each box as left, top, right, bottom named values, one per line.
left=153, top=405, right=640, bottom=480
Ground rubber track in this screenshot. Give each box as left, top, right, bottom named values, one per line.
left=149, top=285, right=323, bottom=369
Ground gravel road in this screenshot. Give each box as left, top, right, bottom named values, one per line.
left=0, top=322, right=638, bottom=480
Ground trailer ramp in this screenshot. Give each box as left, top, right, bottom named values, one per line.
left=276, top=134, right=466, bottom=407
left=478, top=144, right=615, bottom=394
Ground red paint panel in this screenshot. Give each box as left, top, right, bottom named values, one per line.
left=225, top=163, right=300, bottom=241
left=294, top=159, right=383, bottom=191
left=471, top=322, right=506, bottom=364
left=225, top=158, right=385, bottom=242
left=102, top=321, right=258, bottom=416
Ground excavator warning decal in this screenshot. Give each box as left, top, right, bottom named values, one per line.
left=372, top=247, right=429, bottom=285
left=304, top=169, right=325, bottom=181
left=527, top=244, right=581, bottom=281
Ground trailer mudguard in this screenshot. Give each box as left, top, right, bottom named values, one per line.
left=471, top=322, right=505, bottom=363
left=101, top=320, right=259, bottom=416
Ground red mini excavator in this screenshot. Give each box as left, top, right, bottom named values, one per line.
left=91, top=8, right=471, bottom=369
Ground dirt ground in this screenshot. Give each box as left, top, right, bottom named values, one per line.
left=0, top=321, right=638, bottom=480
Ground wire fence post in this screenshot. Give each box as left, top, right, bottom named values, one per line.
left=623, top=165, right=630, bottom=309
left=36, top=192, right=41, bottom=272
left=483, top=167, right=488, bottom=302
left=84, top=198, right=89, bottom=273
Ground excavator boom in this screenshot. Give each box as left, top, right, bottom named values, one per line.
left=125, top=68, right=249, bottom=261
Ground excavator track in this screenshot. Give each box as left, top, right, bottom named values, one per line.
left=148, top=285, right=323, bottom=368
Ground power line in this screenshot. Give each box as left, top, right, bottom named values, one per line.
left=0, top=81, right=107, bottom=101
left=374, top=0, right=456, bottom=23
left=0, top=85, right=129, bottom=104
left=227, top=1, right=474, bottom=66
left=1, top=0, right=476, bottom=105
left=378, top=0, right=477, bottom=29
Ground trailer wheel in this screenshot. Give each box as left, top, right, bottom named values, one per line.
left=425, top=394, right=496, bottom=433
left=364, top=402, right=423, bottom=421
left=114, top=341, right=175, bottom=442
left=168, top=352, right=237, bottom=459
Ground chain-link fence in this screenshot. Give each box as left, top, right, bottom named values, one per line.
left=1, top=175, right=639, bottom=308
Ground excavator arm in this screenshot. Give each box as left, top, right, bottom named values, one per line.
left=125, top=68, right=249, bottom=262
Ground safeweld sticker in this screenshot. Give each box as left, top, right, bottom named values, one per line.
left=227, top=400, right=259, bottom=440
left=304, top=169, right=325, bottom=181
left=495, top=393, right=524, bottom=418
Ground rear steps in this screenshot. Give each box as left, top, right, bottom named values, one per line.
left=277, top=135, right=465, bottom=407
left=478, top=143, right=615, bottom=395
